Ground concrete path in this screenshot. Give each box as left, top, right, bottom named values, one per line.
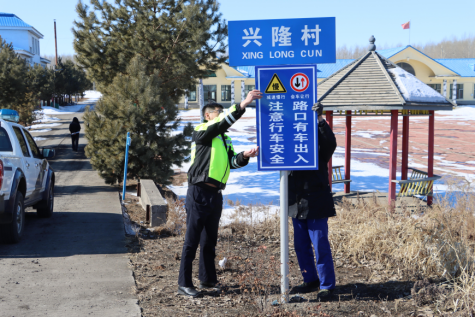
left=0, top=106, right=140, bottom=316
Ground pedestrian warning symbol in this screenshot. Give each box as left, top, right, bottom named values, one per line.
left=265, top=74, right=287, bottom=94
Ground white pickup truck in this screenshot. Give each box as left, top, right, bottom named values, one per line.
left=0, top=109, right=55, bottom=243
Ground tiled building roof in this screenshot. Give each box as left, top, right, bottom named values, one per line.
left=0, top=13, right=32, bottom=27
left=435, top=59, right=475, bottom=77
left=315, top=51, right=453, bottom=111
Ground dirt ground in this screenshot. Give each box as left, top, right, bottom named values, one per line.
left=121, top=184, right=451, bottom=317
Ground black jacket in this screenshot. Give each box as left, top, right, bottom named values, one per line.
left=187, top=104, right=249, bottom=189
left=288, top=119, right=337, bottom=219
left=69, top=117, right=81, bottom=134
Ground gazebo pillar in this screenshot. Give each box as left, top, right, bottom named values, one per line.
left=401, top=115, right=410, bottom=180
left=344, top=111, right=351, bottom=193
left=427, top=110, right=435, bottom=206
left=388, top=110, right=398, bottom=206
left=326, top=111, right=333, bottom=191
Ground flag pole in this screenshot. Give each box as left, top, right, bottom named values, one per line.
left=409, top=20, right=411, bottom=45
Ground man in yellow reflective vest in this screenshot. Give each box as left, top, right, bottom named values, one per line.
left=178, top=90, right=262, bottom=297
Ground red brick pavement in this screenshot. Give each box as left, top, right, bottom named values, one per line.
left=332, top=112, right=475, bottom=178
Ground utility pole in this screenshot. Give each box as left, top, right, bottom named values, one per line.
left=54, top=19, right=58, bottom=66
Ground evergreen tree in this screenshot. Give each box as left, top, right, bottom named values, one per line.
left=73, top=0, right=227, bottom=101
left=74, top=0, right=225, bottom=185
left=0, top=39, right=29, bottom=106
left=30, top=64, right=54, bottom=106
left=84, top=56, right=193, bottom=185
left=0, top=39, right=36, bottom=124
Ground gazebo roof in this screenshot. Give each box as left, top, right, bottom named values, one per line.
left=315, top=42, right=455, bottom=111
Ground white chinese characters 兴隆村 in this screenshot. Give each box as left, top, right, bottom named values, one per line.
left=301, top=25, right=322, bottom=46
left=272, top=26, right=292, bottom=47
left=242, top=28, right=262, bottom=47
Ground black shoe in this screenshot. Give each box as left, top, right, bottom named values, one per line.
left=317, top=289, right=334, bottom=301
left=178, top=286, right=202, bottom=298
left=290, top=279, right=320, bottom=294
left=199, top=282, right=222, bottom=292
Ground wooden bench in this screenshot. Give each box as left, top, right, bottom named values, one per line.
left=332, top=166, right=352, bottom=185
left=392, top=167, right=441, bottom=198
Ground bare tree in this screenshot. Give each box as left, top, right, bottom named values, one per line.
left=336, top=34, right=475, bottom=59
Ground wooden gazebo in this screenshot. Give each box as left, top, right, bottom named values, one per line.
left=314, top=36, right=454, bottom=205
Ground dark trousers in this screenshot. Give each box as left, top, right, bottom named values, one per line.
left=292, top=217, right=336, bottom=290
left=71, top=134, right=79, bottom=151
left=178, top=184, right=223, bottom=287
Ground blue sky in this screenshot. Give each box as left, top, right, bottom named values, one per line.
left=3, top=0, right=474, bottom=56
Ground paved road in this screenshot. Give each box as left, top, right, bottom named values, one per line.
left=0, top=107, right=140, bottom=316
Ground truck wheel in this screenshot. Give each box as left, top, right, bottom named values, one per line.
left=37, top=182, right=54, bottom=218
left=0, top=191, right=25, bottom=243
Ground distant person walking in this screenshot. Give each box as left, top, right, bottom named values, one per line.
left=69, top=117, right=81, bottom=152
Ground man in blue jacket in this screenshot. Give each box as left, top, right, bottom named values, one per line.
left=288, top=102, right=337, bottom=301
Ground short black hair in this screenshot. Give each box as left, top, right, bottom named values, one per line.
left=203, top=103, right=224, bottom=117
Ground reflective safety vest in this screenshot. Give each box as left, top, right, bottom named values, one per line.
left=187, top=104, right=249, bottom=189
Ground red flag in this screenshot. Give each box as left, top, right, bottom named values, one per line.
left=402, top=21, right=410, bottom=29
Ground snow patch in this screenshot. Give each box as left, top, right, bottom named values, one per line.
left=389, top=67, right=448, bottom=103
left=29, top=129, right=52, bottom=133
left=27, top=123, right=61, bottom=129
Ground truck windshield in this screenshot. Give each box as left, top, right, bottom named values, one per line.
left=0, top=127, right=13, bottom=152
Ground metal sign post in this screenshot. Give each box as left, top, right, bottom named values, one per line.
left=280, top=170, right=289, bottom=303
left=256, top=64, right=318, bottom=302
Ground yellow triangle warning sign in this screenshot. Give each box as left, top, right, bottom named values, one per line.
left=265, top=73, right=287, bottom=94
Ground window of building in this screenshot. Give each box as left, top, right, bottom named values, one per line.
left=221, top=85, right=231, bottom=101
left=450, top=84, right=464, bottom=99
left=245, top=85, right=255, bottom=96
left=187, top=86, right=196, bottom=101
left=396, top=62, right=416, bottom=76
left=203, top=85, right=217, bottom=103
left=204, top=70, right=217, bottom=77
left=428, top=84, right=441, bottom=94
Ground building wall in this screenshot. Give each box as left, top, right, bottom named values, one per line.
left=0, top=29, right=28, bottom=50
left=0, top=29, right=43, bottom=66
left=390, top=48, right=474, bottom=103
left=178, top=67, right=257, bottom=108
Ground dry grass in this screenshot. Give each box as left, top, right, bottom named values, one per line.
left=329, top=178, right=475, bottom=314
left=130, top=178, right=475, bottom=315
left=150, top=198, right=187, bottom=236
left=221, top=178, right=475, bottom=314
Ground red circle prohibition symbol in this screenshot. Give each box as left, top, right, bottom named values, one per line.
left=290, top=73, right=310, bottom=92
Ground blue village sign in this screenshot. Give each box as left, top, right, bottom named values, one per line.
left=228, top=17, right=335, bottom=66
left=256, top=64, right=318, bottom=171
